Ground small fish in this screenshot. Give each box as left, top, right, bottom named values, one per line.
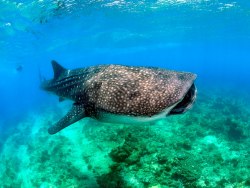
left=16, top=65, right=23, bottom=72
left=41, top=60, right=197, bottom=134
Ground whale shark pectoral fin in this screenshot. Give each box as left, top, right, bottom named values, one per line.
left=48, top=104, right=85, bottom=135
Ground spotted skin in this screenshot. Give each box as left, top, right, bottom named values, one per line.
left=41, top=61, right=197, bottom=134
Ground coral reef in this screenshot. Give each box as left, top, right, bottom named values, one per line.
left=0, top=87, right=250, bottom=187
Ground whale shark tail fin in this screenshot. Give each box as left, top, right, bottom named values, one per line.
left=51, top=60, right=67, bottom=80
left=38, top=65, right=46, bottom=84
left=48, top=103, right=85, bottom=134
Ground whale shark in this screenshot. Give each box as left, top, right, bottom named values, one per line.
left=41, top=61, right=197, bottom=134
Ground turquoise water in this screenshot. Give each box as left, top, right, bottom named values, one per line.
left=0, top=0, right=250, bottom=187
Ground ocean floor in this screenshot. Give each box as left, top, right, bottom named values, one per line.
left=0, top=86, right=250, bottom=188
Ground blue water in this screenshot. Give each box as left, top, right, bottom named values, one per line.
left=0, top=0, right=250, bottom=186
left=1, top=0, right=249, bottom=115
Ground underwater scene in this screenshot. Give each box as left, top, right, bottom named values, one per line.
left=0, top=0, right=250, bottom=187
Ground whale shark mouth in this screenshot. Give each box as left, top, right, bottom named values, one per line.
left=169, top=83, right=197, bottom=115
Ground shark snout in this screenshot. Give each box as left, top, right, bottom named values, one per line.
left=169, top=82, right=197, bottom=115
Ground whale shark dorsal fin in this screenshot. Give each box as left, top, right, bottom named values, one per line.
left=48, top=104, right=85, bottom=134
left=51, top=60, right=67, bottom=80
